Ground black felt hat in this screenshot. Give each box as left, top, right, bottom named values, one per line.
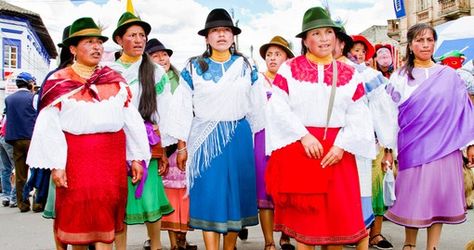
left=145, top=38, right=173, bottom=57
left=198, top=8, right=241, bottom=36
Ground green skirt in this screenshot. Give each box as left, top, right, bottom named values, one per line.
left=125, top=159, right=174, bottom=224
left=43, top=177, right=55, bottom=219
left=371, top=148, right=387, bottom=216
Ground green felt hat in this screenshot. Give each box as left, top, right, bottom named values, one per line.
left=296, top=7, right=339, bottom=38
left=112, top=12, right=151, bottom=43
left=259, top=35, right=295, bottom=59
left=62, top=17, right=108, bottom=47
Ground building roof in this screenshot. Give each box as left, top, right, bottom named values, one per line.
left=0, top=0, right=58, bottom=58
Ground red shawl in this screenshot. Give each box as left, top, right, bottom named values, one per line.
left=39, top=66, right=125, bottom=111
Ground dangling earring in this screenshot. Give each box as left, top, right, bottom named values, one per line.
left=73, top=54, right=77, bottom=61
left=206, top=44, right=212, bottom=56
left=229, top=43, right=236, bottom=54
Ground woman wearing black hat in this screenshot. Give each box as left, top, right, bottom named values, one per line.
left=175, top=8, right=262, bottom=250
left=26, top=17, right=150, bottom=249
left=264, top=7, right=373, bottom=250
left=110, top=12, right=177, bottom=250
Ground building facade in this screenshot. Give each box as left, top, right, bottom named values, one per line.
left=0, top=0, right=57, bottom=109
left=388, top=0, right=474, bottom=47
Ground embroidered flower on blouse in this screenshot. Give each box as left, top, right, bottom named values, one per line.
left=289, top=56, right=354, bottom=86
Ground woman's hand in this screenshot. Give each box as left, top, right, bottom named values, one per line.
left=381, top=148, right=394, bottom=172
left=52, top=169, right=68, bottom=188
left=131, top=160, right=143, bottom=184
left=321, top=146, right=344, bottom=168
left=467, top=145, right=474, bottom=168
left=300, top=133, right=323, bottom=159
left=158, top=154, right=169, bottom=176
left=176, top=150, right=188, bottom=171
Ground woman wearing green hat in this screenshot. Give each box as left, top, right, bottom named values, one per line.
left=26, top=17, right=150, bottom=249
left=174, top=8, right=262, bottom=250
left=264, top=6, right=372, bottom=250
left=109, top=12, right=177, bottom=250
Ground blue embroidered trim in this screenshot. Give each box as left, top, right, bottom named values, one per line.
left=181, top=68, right=194, bottom=90
left=191, top=55, right=238, bottom=83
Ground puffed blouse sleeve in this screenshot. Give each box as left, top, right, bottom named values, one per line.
left=26, top=106, right=67, bottom=170
left=367, top=73, right=400, bottom=150
left=122, top=84, right=151, bottom=162
left=160, top=61, right=194, bottom=143
left=153, top=65, right=181, bottom=147
left=246, top=69, right=268, bottom=133
left=265, top=69, right=308, bottom=155
left=333, top=72, right=376, bottom=159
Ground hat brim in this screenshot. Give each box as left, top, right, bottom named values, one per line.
left=296, top=21, right=340, bottom=38
left=197, top=22, right=241, bottom=36
left=113, top=20, right=152, bottom=43
left=62, top=35, right=109, bottom=47
left=259, top=43, right=295, bottom=60
left=147, top=46, right=173, bottom=57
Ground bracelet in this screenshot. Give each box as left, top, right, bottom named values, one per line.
left=384, top=148, right=393, bottom=153
left=177, top=146, right=187, bottom=153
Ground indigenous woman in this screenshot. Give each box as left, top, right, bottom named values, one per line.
left=110, top=12, right=174, bottom=250
left=265, top=7, right=371, bottom=250
left=175, top=8, right=261, bottom=250
left=26, top=17, right=150, bottom=249
left=255, top=35, right=295, bottom=250
left=370, top=23, right=474, bottom=250
left=145, top=38, right=196, bottom=250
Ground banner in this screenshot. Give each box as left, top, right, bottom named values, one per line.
left=393, top=0, right=406, bottom=18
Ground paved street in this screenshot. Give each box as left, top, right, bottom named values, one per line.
left=0, top=204, right=472, bottom=250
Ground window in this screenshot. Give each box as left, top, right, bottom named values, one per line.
left=4, top=45, right=18, bottom=68
left=3, top=38, right=21, bottom=69
left=417, top=0, right=429, bottom=11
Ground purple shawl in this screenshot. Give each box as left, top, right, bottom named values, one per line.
left=397, top=66, right=474, bottom=171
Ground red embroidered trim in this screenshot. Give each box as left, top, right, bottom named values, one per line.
left=289, top=55, right=355, bottom=86
left=273, top=74, right=289, bottom=94
left=352, top=83, right=365, bottom=101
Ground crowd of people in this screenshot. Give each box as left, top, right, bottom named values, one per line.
left=1, top=5, right=474, bottom=250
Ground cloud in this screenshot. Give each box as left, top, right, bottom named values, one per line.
left=5, top=0, right=395, bottom=70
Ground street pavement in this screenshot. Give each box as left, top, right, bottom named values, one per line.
left=0, top=203, right=472, bottom=250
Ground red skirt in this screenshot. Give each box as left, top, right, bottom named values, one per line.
left=55, top=130, right=128, bottom=245
left=265, top=127, right=367, bottom=245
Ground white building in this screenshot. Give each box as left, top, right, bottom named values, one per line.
left=0, top=0, right=57, bottom=109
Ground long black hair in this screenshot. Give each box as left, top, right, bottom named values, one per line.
left=400, top=23, right=438, bottom=80
left=115, top=28, right=157, bottom=123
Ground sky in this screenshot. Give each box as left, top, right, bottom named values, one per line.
left=5, top=0, right=397, bottom=69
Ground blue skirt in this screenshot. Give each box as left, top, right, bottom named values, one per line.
left=189, top=119, right=258, bottom=233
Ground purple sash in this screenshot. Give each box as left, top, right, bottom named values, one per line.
left=397, top=66, right=474, bottom=171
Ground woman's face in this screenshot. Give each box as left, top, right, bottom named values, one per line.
left=350, top=42, right=367, bottom=64
left=303, top=27, right=336, bottom=58
left=265, top=45, right=288, bottom=74
left=70, top=37, right=104, bottom=67
left=206, top=27, right=234, bottom=53
left=410, top=29, right=435, bottom=61
left=150, top=50, right=171, bottom=72
left=116, top=25, right=147, bottom=57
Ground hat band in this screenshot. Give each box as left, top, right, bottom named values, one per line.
left=302, top=19, right=337, bottom=31
left=122, top=18, right=142, bottom=25
left=70, top=28, right=102, bottom=37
